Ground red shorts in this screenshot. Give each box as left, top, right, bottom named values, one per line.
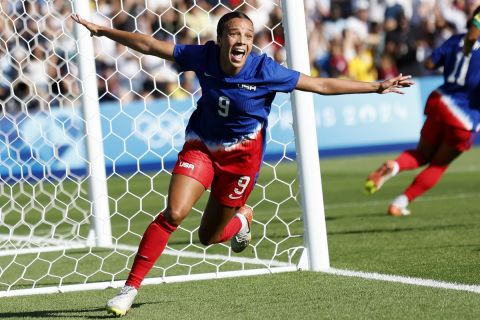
left=424, top=90, right=468, bottom=129
left=172, top=133, right=264, bottom=207
left=421, top=116, right=477, bottom=152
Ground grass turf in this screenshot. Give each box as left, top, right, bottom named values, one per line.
left=1, top=147, right=479, bottom=319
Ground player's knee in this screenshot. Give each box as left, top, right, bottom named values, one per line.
left=162, top=208, right=186, bottom=226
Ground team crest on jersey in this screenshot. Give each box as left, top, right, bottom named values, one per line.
left=238, top=83, right=256, bottom=91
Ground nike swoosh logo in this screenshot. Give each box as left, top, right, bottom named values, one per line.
left=228, top=194, right=242, bottom=200
left=204, top=72, right=216, bottom=78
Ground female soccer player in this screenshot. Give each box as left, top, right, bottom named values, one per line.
left=72, top=11, right=413, bottom=316
left=365, top=7, right=480, bottom=216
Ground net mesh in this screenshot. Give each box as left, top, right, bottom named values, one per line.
left=0, top=0, right=304, bottom=295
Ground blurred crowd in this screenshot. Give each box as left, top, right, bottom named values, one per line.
left=0, top=0, right=479, bottom=113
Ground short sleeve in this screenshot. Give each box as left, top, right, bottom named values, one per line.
left=173, top=43, right=207, bottom=72
left=261, top=56, right=300, bottom=93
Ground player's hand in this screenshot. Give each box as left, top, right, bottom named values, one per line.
left=377, top=74, right=415, bottom=94
left=71, top=14, right=102, bottom=37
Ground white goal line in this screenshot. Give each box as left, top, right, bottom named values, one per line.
left=326, top=268, right=480, bottom=294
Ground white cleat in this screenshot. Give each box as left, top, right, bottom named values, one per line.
left=388, top=204, right=411, bottom=216
left=231, top=206, right=253, bottom=253
left=388, top=195, right=411, bottom=217
left=106, top=285, right=138, bottom=317
left=365, top=160, right=398, bottom=194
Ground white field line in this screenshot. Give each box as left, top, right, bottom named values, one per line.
left=325, top=191, right=480, bottom=210
left=272, top=191, right=480, bottom=214
left=325, top=268, right=480, bottom=294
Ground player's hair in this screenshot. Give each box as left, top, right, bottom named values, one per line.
left=216, top=12, right=253, bottom=38
left=466, top=6, right=480, bottom=29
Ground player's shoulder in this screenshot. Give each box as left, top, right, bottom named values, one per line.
left=175, top=40, right=217, bottom=55
left=248, top=52, right=274, bottom=66
left=196, top=40, right=218, bottom=56
left=444, top=33, right=465, bottom=46
left=244, top=52, right=280, bottom=77
left=203, top=40, right=217, bottom=50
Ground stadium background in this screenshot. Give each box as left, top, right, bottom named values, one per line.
left=2, top=0, right=479, bottom=177
left=1, top=2, right=480, bottom=317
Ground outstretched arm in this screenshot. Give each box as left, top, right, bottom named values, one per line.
left=71, top=14, right=175, bottom=61
left=295, top=73, right=414, bottom=95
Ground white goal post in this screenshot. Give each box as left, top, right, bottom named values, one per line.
left=0, top=0, right=329, bottom=297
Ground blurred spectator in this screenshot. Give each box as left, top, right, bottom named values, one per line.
left=377, top=53, right=399, bottom=80
left=322, top=3, right=346, bottom=41
left=346, top=0, right=370, bottom=42
left=384, top=11, right=418, bottom=75
left=348, top=41, right=377, bottom=81
left=0, top=0, right=478, bottom=112
left=327, top=39, right=348, bottom=78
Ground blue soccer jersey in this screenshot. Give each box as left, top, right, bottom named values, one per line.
left=173, top=41, right=300, bottom=147
left=428, top=34, right=480, bottom=131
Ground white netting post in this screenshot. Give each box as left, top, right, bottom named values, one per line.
left=73, top=0, right=112, bottom=247
left=280, top=0, right=330, bottom=271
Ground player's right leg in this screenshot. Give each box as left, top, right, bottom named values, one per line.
left=106, top=174, right=205, bottom=316
left=106, top=141, right=213, bottom=316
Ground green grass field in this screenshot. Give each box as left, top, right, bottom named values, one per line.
left=1, top=147, right=480, bottom=319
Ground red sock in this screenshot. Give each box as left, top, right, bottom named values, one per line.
left=395, top=150, right=428, bottom=171
left=404, top=164, right=448, bottom=202
left=217, top=215, right=242, bottom=243
left=126, top=214, right=177, bottom=289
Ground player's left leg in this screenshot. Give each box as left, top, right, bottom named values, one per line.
left=198, top=169, right=256, bottom=252
left=365, top=117, right=440, bottom=195
left=198, top=130, right=263, bottom=252
left=197, top=194, right=245, bottom=239
left=198, top=195, right=253, bottom=253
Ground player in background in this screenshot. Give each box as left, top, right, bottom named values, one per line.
left=72, top=11, right=414, bottom=316
left=365, top=7, right=480, bottom=216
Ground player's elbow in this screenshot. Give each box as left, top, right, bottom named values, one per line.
left=138, top=42, right=153, bottom=55
left=134, top=35, right=157, bottom=55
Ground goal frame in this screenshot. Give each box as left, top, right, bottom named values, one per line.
left=0, top=0, right=329, bottom=297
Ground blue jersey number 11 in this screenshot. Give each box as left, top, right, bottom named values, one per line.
left=447, top=52, right=471, bottom=86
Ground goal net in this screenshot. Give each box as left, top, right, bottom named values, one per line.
left=0, top=0, right=327, bottom=296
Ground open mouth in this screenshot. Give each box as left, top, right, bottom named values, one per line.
left=231, top=47, right=246, bottom=63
